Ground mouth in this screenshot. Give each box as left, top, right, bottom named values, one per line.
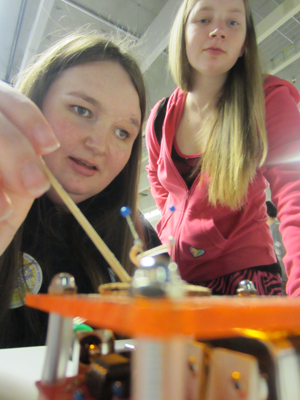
left=204, top=47, right=225, bottom=53
left=69, top=157, right=98, bottom=170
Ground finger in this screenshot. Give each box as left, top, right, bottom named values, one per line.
left=0, top=189, right=13, bottom=222
left=0, top=80, right=60, bottom=155
left=0, top=113, right=50, bottom=197
left=0, top=188, right=34, bottom=256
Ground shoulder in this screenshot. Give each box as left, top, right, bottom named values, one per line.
left=148, top=87, right=185, bottom=120
left=146, top=87, right=186, bottom=147
left=263, top=74, right=300, bottom=104
left=263, top=75, right=300, bottom=163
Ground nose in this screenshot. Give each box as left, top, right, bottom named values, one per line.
left=84, top=130, right=109, bottom=156
left=209, top=27, right=225, bottom=39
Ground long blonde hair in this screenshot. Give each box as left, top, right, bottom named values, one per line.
left=169, top=0, right=267, bottom=209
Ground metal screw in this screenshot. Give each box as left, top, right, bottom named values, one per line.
left=236, top=280, right=257, bottom=296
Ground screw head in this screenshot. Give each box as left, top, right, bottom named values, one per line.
left=49, top=273, right=77, bottom=295
left=236, top=280, right=257, bottom=296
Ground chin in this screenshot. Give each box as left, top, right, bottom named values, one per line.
left=47, top=185, right=95, bottom=205
left=204, top=67, right=229, bottom=78
left=68, top=192, right=94, bottom=204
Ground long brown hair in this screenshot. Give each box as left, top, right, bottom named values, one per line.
left=0, top=32, right=146, bottom=345
left=169, top=0, right=267, bottom=209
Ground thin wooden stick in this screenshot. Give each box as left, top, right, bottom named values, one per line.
left=135, top=244, right=169, bottom=262
left=42, top=162, right=131, bottom=283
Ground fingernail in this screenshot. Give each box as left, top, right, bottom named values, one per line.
left=0, top=207, right=13, bottom=222
left=0, top=192, right=13, bottom=222
left=22, top=160, right=51, bottom=196
left=33, top=124, right=60, bottom=153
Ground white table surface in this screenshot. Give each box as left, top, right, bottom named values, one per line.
left=0, top=340, right=134, bottom=400
left=0, top=346, right=59, bottom=400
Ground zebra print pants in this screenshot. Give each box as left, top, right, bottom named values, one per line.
left=195, top=264, right=282, bottom=296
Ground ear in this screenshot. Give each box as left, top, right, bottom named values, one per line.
left=239, top=39, right=247, bottom=57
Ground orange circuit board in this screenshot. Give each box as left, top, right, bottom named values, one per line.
left=26, top=294, right=300, bottom=339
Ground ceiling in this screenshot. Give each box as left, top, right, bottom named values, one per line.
left=1, top=0, right=300, bottom=223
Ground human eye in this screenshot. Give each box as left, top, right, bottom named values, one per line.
left=115, top=128, right=130, bottom=140
left=197, top=17, right=210, bottom=24
left=72, top=105, right=91, bottom=118
left=229, top=20, right=239, bottom=26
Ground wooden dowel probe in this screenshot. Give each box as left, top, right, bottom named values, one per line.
left=135, top=244, right=169, bottom=261
left=42, top=162, right=131, bottom=283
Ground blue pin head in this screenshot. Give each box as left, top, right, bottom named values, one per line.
left=170, top=205, right=175, bottom=213
left=120, top=206, right=131, bottom=217
left=112, top=381, right=123, bottom=398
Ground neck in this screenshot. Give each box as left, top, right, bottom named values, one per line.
left=188, top=72, right=227, bottom=110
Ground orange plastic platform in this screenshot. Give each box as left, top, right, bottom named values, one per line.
left=26, top=293, right=300, bottom=339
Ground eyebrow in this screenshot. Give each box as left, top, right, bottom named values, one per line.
left=67, top=91, right=141, bottom=129
left=198, top=6, right=245, bottom=14
left=129, top=117, right=140, bottom=128
left=228, top=8, right=245, bottom=14
left=67, top=91, right=100, bottom=107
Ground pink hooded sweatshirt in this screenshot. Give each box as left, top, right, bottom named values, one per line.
left=146, top=75, right=300, bottom=296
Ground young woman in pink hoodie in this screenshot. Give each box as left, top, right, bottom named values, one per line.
left=146, top=0, right=300, bottom=296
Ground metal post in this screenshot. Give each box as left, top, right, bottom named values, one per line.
left=132, top=338, right=186, bottom=400
left=41, top=273, right=77, bottom=384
